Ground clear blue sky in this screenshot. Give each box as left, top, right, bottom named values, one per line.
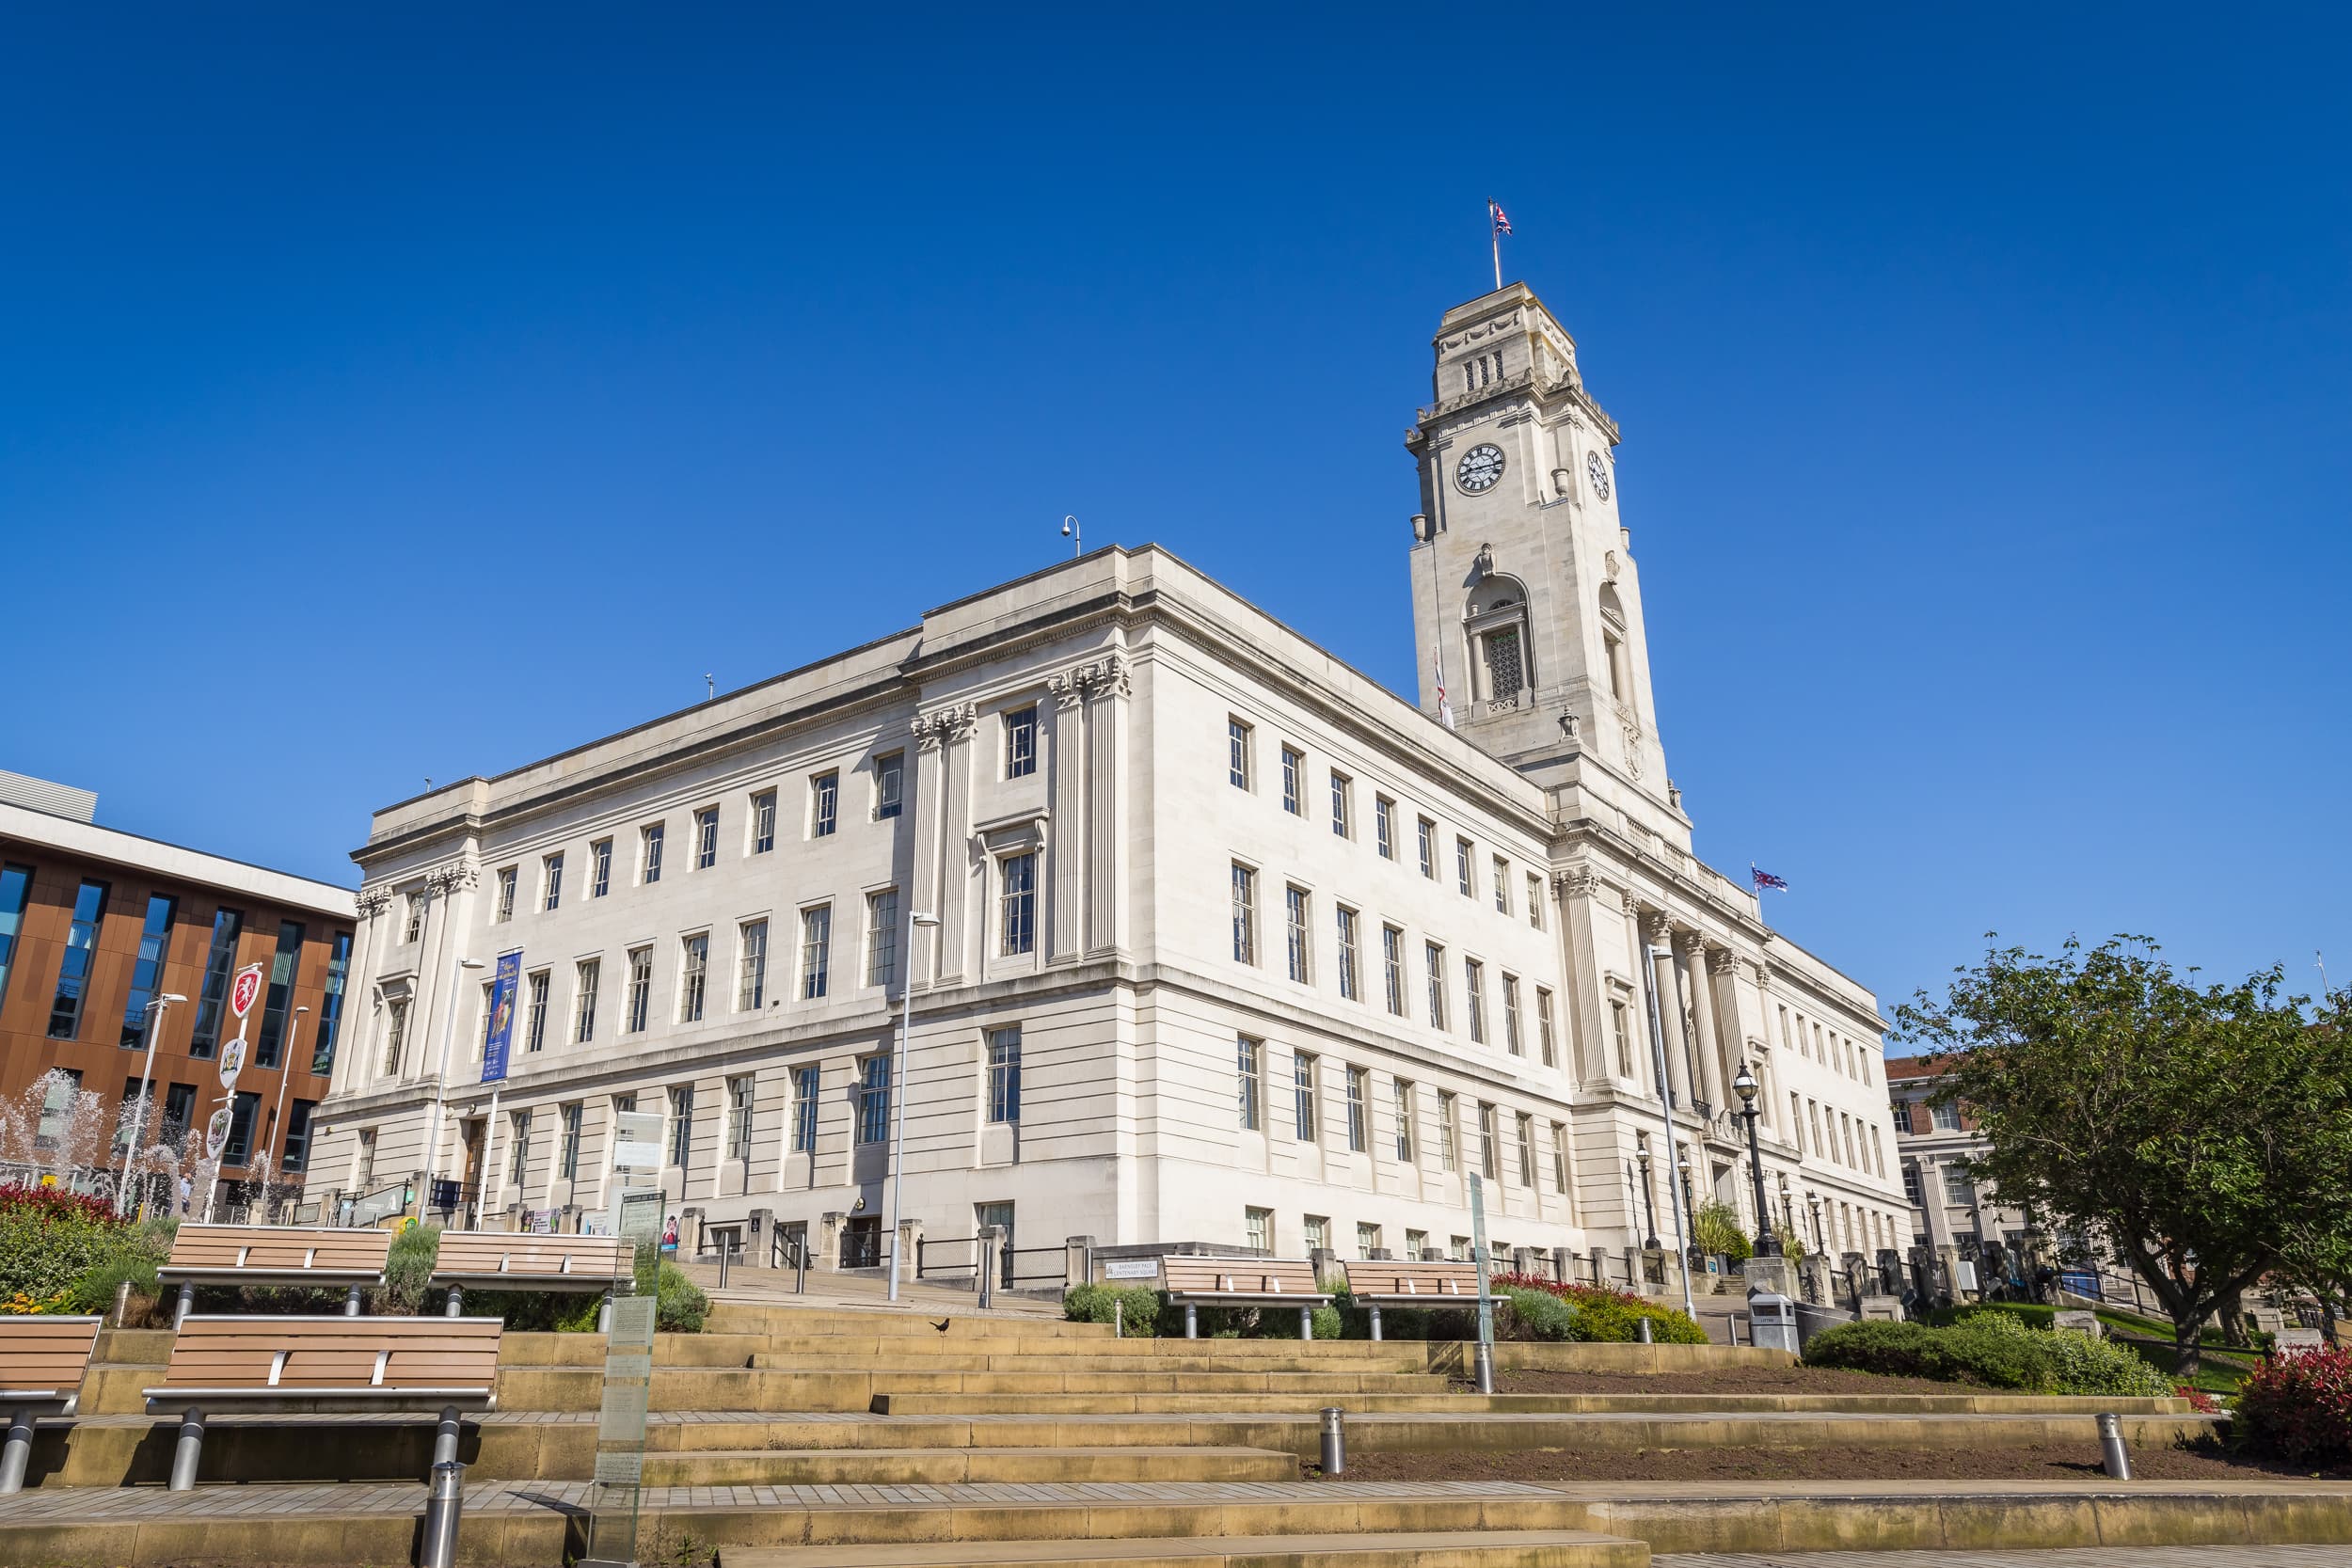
left=4, top=7, right=2345, bottom=1025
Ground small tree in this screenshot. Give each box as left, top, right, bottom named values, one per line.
left=1690, top=1200, right=1752, bottom=1261
left=1898, top=938, right=2352, bottom=1377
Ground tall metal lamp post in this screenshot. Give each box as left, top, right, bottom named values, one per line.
left=1633, top=1131, right=1661, bottom=1250
left=886, top=911, right=942, bottom=1304
left=1731, top=1063, right=1780, bottom=1257
left=116, top=993, right=188, bottom=1216
left=421, top=958, right=487, bottom=1218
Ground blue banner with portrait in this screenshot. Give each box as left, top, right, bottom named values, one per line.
left=481, top=951, right=521, bottom=1084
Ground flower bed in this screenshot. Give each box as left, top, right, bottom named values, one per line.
left=2233, top=1346, right=2352, bottom=1466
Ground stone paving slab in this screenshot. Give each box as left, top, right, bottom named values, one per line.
left=1655, top=1549, right=2352, bottom=1567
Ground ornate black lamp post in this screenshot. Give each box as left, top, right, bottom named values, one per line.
left=1634, top=1131, right=1661, bottom=1250
left=1731, top=1063, right=1781, bottom=1257
left=1676, top=1147, right=1705, bottom=1268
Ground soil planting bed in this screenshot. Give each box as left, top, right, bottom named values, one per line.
left=1315, top=1439, right=2352, bottom=1484
left=1462, top=1367, right=1996, bottom=1397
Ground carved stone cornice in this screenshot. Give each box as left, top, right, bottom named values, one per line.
left=1707, top=945, right=1742, bottom=976
left=1552, top=868, right=1603, bottom=901
left=425, top=863, right=477, bottom=895
left=1640, top=911, right=1674, bottom=944
left=356, top=889, right=394, bottom=920
left=912, top=701, right=977, bottom=751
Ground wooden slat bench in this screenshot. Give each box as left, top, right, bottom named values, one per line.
left=0, top=1316, right=102, bottom=1494
left=156, top=1224, right=395, bottom=1323
left=143, top=1314, right=501, bottom=1490
left=1341, top=1258, right=1483, bottom=1340
left=430, top=1230, right=631, bottom=1321
left=1160, top=1258, right=1331, bottom=1339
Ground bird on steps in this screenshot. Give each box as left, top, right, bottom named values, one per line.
left=931, top=1318, right=952, bottom=1333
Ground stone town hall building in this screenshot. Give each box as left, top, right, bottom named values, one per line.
left=303, top=283, right=1909, bottom=1275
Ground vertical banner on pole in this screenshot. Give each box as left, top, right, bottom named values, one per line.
left=1469, top=1173, right=1493, bottom=1349
left=480, top=953, right=520, bottom=1085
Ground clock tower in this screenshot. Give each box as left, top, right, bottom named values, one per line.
left=1405, top=282, right=1678, bottom=824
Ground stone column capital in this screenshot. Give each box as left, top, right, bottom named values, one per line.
left=1706, top=944, right=1742, bottom=976
left=1640, top=910, right=1673, bottom=944
left=913, top=701, right=977, bottom=751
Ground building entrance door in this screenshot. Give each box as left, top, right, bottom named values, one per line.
left=977, top=1201, right=1014, bottom=1288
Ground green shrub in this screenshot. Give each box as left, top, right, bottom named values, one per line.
left=467, top=1288, right=608, bottom=1332
left=1310, top=1305, right=1343, bottom=1339
left=1063, top=1283, right=1164, bottom=1338
left=65, top=1249, right=161, bottom=1316
left=1690, top=1201, right=1754, bottom=1263
left=375, top=1222, right=439, bottom=1315
left=1486, top=1272, right=1708, bottom=1344
left=2233, top=1346, right=2352, bottom=1466
left=0, top=1185, right=135, bottom=1308
left=655, top=1260, right=708, bottom=1333
left=1499, top=1287, right=1578, bottom=1341
left=1805, top=1308, right=2176, bottom=1395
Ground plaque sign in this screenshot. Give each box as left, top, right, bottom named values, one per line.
left=582, top=1291, right=658, bottom=1566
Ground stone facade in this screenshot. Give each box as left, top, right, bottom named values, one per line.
left=303, top=284, right=1908, bottom=1273
left=1885, top=1053, right=2030, bottom=1255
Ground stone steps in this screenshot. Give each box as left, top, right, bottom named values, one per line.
left=719, top=1529, right=1648, bottom=1568
left=707, top=1305, right=1111, bottom=1338
left=869, top=1389, right=2200, bottom=1418
left=645, top=1444, right=1298, bottom=1485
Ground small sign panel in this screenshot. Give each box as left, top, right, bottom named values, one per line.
left=230, top=963, right=266, bottom=1019
left=593, top=1450, right=644, bottom=1485
left=612, top=1109, right=664, bottom=1172
left=480, top=952, right=521, bottom=1085
left=1103, top=1259, right=1160, bottom=1280
left=217, top=1035, right=246, bottom=1091
left=203, top=1106, right=233, bottom=1161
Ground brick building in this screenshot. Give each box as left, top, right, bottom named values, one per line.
left=0, top=773, right=356, bottom=1214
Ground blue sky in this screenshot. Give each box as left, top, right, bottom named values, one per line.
left=3, top=6, right=2345, bottom=1024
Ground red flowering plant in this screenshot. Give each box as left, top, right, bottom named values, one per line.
left=0, top=1182, right=135, bottom=1310
left=2232, top=1346, right=2352, bottom=1467
left=1485, top=1271, right=1708, bottom=1344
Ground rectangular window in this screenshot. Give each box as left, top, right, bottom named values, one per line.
left=1942, top=1164, right=1976, bottom=1207
left=752, top=789, right=777, bottom=854
left=573, top=958, right=599, bottom=1045
left=626, top=947, right=652, bottom=1033
left=47, top=879, right=111, bottom=1040
left=1424, top=942, right=1447, bottom=1029
left=999, top=853, right=1038, bottom=957
left=494, top=866, right=517, bottom=923
left=508, top=1110, right=532, bottom=1184
left=1842, top=1113, right=1858, bottom=1167
left=543, top=853, right=564, bottom=912
left=479, top=980, right=498, bottom=1056
left=1227, top=719, right=1252, bottom=789
left=1931, top=1101, right=1963, bottom=1132
left=1334, top=907, right=1359, bottom=1001
left=1437, top=1091, right=1459, bottom=1171
left=791, top=1066, right=819, bottom=1152
left=1869, top=1122, right=1886, bottom=1176
left=120, top=894, right=179, bottom=1049
left=1550, top=1120, right=1569, bottom=1193
left=694, top=807, right=720, bottom=868
left=988, top=1026, right=1022, bottom=1123
left=590, top=839, right=612, bottom=897
left=1517, top=1112, right=1536, bottom=1186
left=1612, top=1000, right=1634, bottom=1076
left=1502, top=974, right=1522, bottom=1054
left=679, top=933, right=708, bottom=1022
left=866, top=888, right=899, bottom=988
left=1382, top=926, right=1405, bottom=1015
left=1346, top=1066, right=1368, bottom=1152
left=252, top=918, right=305, bottom=1067
left=1329, top=771, right=1351, bottom=837
left=379, top=997, right=410, bottom=1077
left=1280, top=746, right=1303, bottom=814
left=281, top=1099, right=317, bottom=1174
left=1455, top=837, right=1474, bottom=898
left=641, top=823, right=665, bottom=884
left=801, top=906, right=832, bottom=1000
left=1405, top=1227, right=1427, bottom=1260
left=1005, top=705, right=1039, bottom=778
left=1303, top=1214, right=1328, bottom=1254
left=874, top=752, right=904, bottom=820
left=312, top=930, right=352, bottom=1072
left=728, top=1075, right=754, bottom=1161
left=1480, top=1102, right=1502, bottom=1180
left=1464, top=958, right=1486, bottom=1043
left=1284, top=885, right=1311, bottom=983
left=739, top=919, right=769, bottom=1010
left=810, top=772, right=838, bottom=838
left=1536, top=987, right=1556, bottom=1068
left=221, top=1087, right=260, bottom=1166
left=1417, top=816, right=1436, bottom=878
left=35, top=1069, right=82, bottom=1148
left=1245, top=1206, right=1271, bottom=1251
left=1375, top=797, right=1395, bottom=860
left=1293, top=1052, right=1318, bottom=1142
left=668, top=1085, right=694, bottom=1166
left=1392, top=1079, right=1415, bottom=1162
left=1231, top=863, right=1258, bottom=964
left=856, top=1055, right=891, bottom=1144
left=1493, top=856, right=1510, bottom=914
left=1792, top=1091, right=1805, bottom=1148
left=524, top=969, right=549, bottom=1053
left=1236, top=1037, right=1262, bottom=1131
left=1357, top=1222, right=1381, bottom=1259
left=116, top=1077, right=145, bottom=1152
left=403, top=891, right=425, bottom=944
left=0, top=864, right=32, bottom=1018
left=558, top=1101, right=582, bottom=1180
left=1527, top=873, right=1544, bottom=930
left=355, top=1126, right=375, bottom=1188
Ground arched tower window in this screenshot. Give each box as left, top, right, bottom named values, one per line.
left=1463, top=575, right=1534, bottom=708
left=1597, top=584, right=1632, bottom=704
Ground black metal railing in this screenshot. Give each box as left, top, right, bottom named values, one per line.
left=1003, top=1244, right=1064, bottom=1290
left=840, top=1230, right=887, bottom=1270
left=916, top=1236, right=979, bottom=1281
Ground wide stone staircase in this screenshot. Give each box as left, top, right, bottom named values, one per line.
left=2, top=1298, right=2334, bottom=1568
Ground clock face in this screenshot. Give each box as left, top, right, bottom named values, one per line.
left=1586, top=450, right=1612, bottom=501
left=1455, top=443, right=1505, bottom=494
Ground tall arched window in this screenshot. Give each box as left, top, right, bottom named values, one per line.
left=1463, top=576, right=1534, bottom=707
left=1597, top=583, right=1632, bottom=704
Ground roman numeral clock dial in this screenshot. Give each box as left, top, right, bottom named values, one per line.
left=1454, top=443, right=1505, bottom=494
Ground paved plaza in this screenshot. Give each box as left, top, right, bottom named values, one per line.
left=1658, top=1549, right=2352, bottom=1567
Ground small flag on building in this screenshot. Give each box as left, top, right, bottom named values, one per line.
left=1487, top=199, right=1513, bottom=236
left=1751, top=864, right=1789, bottom=894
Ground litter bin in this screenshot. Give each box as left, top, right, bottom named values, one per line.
left=1747, top=1290, right=1799, bottom=1354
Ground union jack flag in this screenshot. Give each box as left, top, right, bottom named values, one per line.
left=1752, top=865, right=1789, bottom=893
left=1488, top=199, right=1513, bottom=236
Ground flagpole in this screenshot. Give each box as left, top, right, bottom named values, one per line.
left=1491, top=214, right=1502, bottom=292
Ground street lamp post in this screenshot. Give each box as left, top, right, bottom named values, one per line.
left=886, top=911, right=942, bottom=1304
left=1731, top=1063, right=1780, bottom=1257
left=265, top=1006, right=310, bottom=1203
left=1806, top=1192, right=1824, bottom=1254
left=421, top=958, right=487, bottom=1219
left=1633, top=1132, right=1661, bottom=1251
left=1677, top=1148, right=1704, bottom=1268
left=116, top=993, right=188, bottom=1217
